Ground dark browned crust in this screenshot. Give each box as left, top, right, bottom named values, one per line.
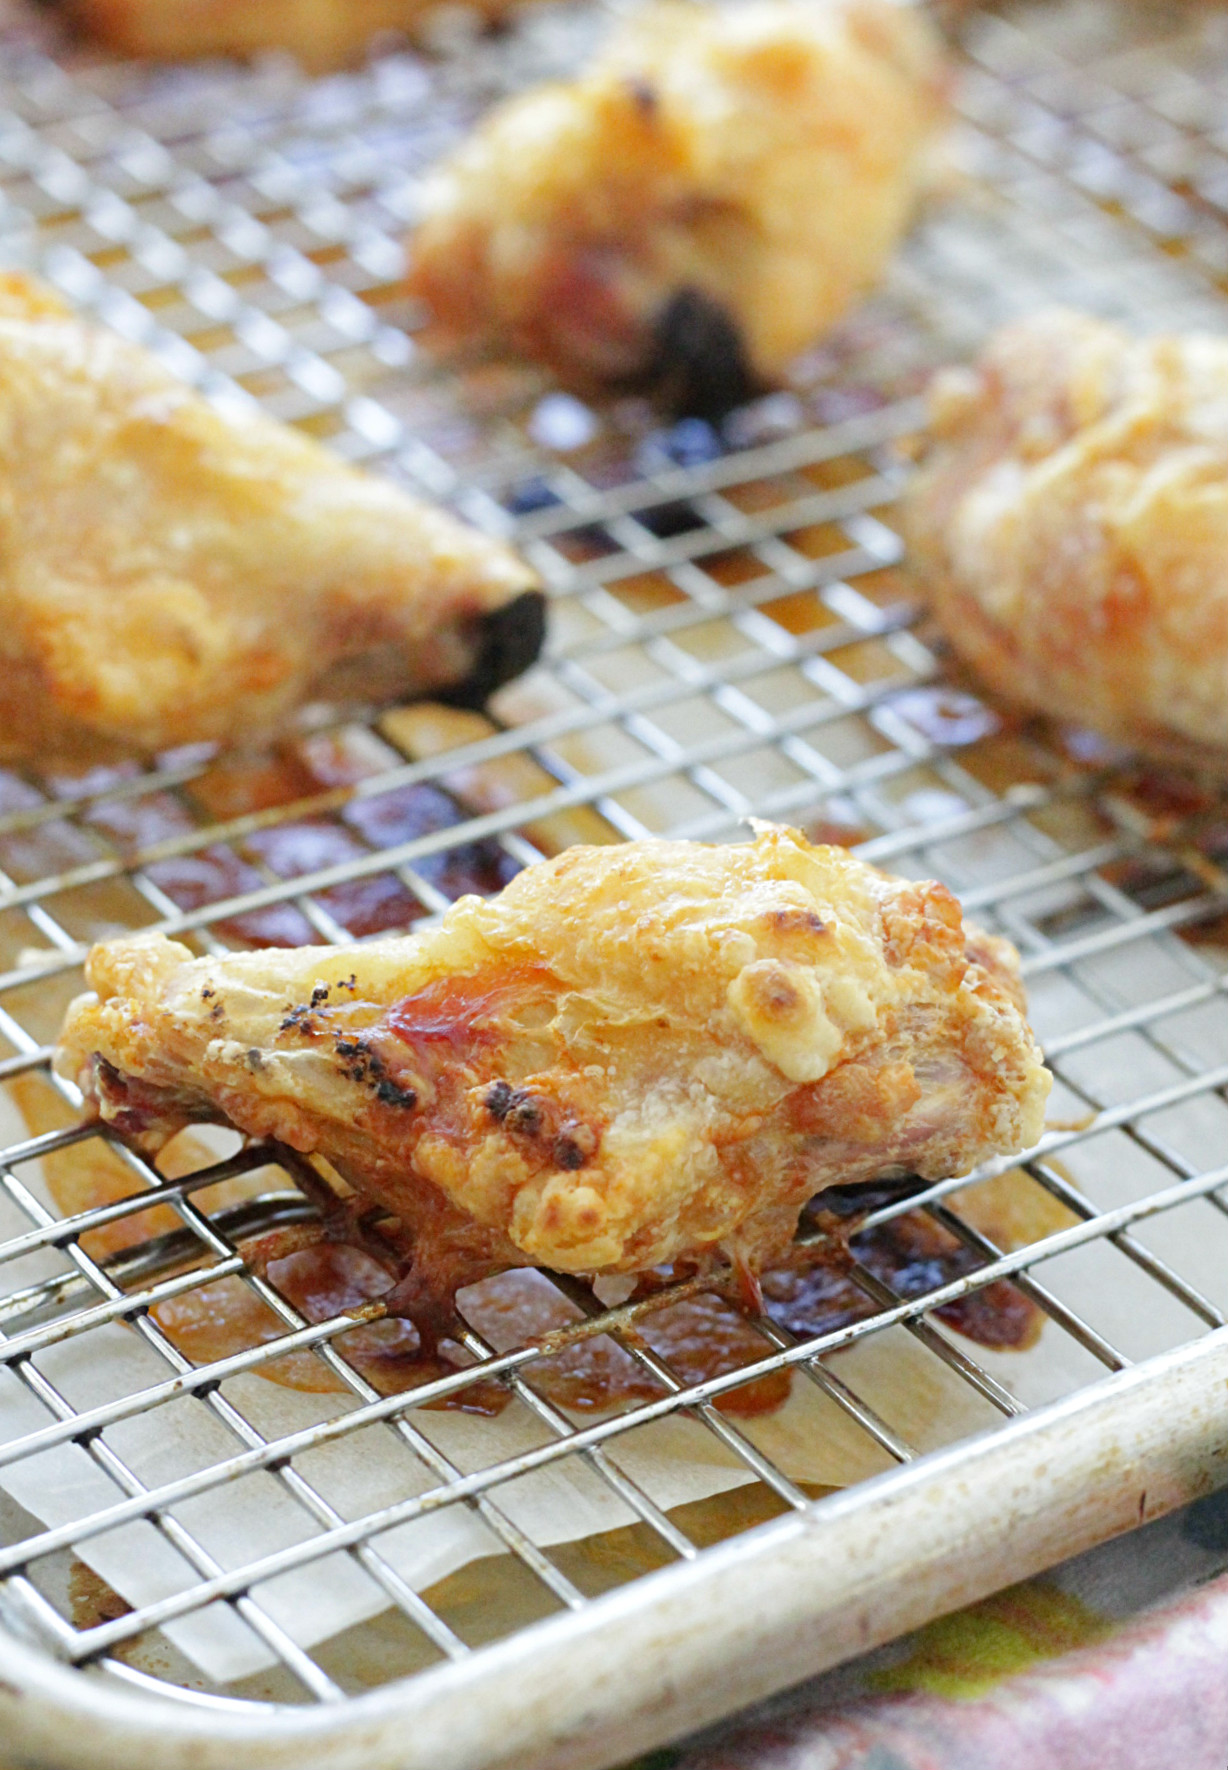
left=441, top=589, right=547, bottom=710
left=648, top=287, right=760, bottom=419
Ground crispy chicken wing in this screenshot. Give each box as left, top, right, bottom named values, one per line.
left=56, top=825, right=1050, bottom=1333
left=905, top=308, right=1228, bottom=769
left=60, top=0, right=532, bottom=69
left=0, top=274, right=541, bottom=765
left=405, top=0, right=948, bottom=414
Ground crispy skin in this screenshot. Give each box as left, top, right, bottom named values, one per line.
left=905, top=308, right=1228, bottom=769
left=64, top=0, right=532, bottom=69
left=405, top=0, right=947, bottom=405
left=56, top=825, right=1050, bottom=1330
left=0, top=273, right=540, bottom=764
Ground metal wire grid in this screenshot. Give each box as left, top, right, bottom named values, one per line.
left=957, top=1, right=1228, bottom=292
left=0, top=0, right=1224, bottom=1721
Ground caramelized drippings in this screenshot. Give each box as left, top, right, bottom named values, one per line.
left=244, top=818, right=424, bottom=941
left=156, top=1197, right=1039, bottom=1422
left=21, top=1079, right=1046, bottom=1417
left=341, top=780, right=518, bottom=904
left=1115, top=767, right=1217, bottom=827
left=35, top=729, right=516, bottom=954
left=151, top=1242, right=507, bottom=1415
left=457, top=1269, right=790, bottom=1418
left=152, top=1271, right=337, bottom=1393
left=137, top=1247, right=788, bottom=1417
left=765, top=1210, right=1042, bottom=1353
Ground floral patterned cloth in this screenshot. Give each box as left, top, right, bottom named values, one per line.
left=635, top=1489, right=1228, bottom=1770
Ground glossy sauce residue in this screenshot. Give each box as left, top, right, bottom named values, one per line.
left=387, top=966, right=556, bottom=1062
left=382, top=963, right=561, bottom=1143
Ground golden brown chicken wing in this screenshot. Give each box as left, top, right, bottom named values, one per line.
left=0, top=273, right=541, bottom=765
left=56, top=824, right=1050, bottom=1334
left=405, top=0, right=948, bottom=414
left=61, top=0, right=531, bottom=69
left=904, top=308, right=1228, bottom=770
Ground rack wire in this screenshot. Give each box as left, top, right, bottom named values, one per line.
left=2, top=0, right=1228, bottom=1760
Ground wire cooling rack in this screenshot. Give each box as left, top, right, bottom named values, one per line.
left=2, top=2, right=1228, bottom=1766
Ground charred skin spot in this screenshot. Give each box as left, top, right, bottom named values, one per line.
left=650, top=287, right=758, bottom=420
left=200, top=986, right=215, bottom=1001
left=504, top=1091, right=545, bottom=1138
left=246, top=1049, right=265, bottom=1072
left=375, top=1077, right=419, bottom=1109
left=491, top=1086, right=599, bottom=1170
left=484, top=1080, right=514, bottom=1121
left=209, top=1001, right=224, bottom=1022
left=279, top=983, right=332, bottom=1035
left=334, top=1036, right=418, bottom=1110
left=439, top=591, right=547, bottom=712
left=280, top=1004, right=320, bottom=1034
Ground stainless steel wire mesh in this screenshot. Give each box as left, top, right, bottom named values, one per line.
left=1, top=0, right=1228, bottom=1745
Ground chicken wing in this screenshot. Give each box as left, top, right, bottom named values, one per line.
left=60, top=0, right=533, bottom=69
left=405, top=0, right=948, bottom=414
left=56, top=824, right=1050, bottom=1334
left=905, top=308, right=1228, bottom=769
left=0, top=273, right=541, bottom=765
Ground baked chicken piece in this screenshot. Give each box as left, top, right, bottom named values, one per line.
left=905, top=308, right=1228, bottom=769
left=56, top=824, right=1050, bottom=1335
left=58, top=0, right=532, bottom=69
left=405, top=0, right=948, bottom=414
left=0, top=274, right=541, bottom=765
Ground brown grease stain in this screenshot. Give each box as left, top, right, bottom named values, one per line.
left=68, top=1561, right=132, bottom=1630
